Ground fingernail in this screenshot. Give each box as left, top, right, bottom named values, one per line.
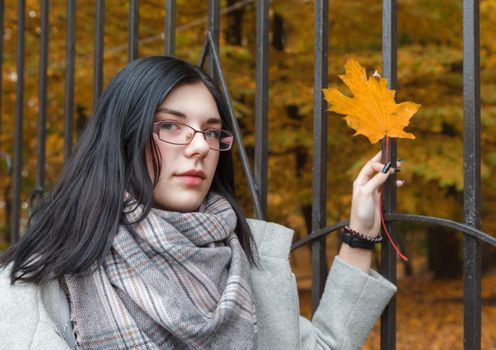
left=398, top=159, right=405, bottom=164
left=382, top=161, right=392, bottom=173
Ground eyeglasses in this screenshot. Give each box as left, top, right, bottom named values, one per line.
left=152, top=120, right=234, bottom=151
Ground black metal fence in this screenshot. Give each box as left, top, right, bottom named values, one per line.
left=1, top=1, right=495, bottom=349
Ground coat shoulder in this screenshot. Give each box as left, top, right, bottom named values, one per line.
left=0, top=264, right=37, bottom=306
left=0, top=265, right=43, bottom=349
left=0, top=265, right=71, bottom=349
left=247, top=219, right=295, bottom=259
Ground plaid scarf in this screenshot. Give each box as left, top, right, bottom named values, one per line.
left=64, top=192, right=257, bottom=349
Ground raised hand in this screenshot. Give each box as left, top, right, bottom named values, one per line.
left=349, top=150, right=404, bottom=236
left=339, top=150, right=404, bottom=272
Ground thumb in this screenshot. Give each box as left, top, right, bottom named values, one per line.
left=362, top=167, right=394, bottom=194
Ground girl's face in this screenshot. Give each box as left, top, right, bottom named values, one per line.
left=147, top=82, right=221, bottom=212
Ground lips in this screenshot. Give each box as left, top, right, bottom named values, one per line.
left=175, top=169, right=206, bottom=179
left=174, top=169, right=206, bottom=186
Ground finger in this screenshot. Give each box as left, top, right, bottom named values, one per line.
left=370, top=150, right=403, bottom=166
left=355, top=161, right=388, bottom=186
left=370, top=150, right=403, bottom=168
left=396, top=179, right=406, bottom=187
left=362, top=167, right=394, bottom=193
left=371, top=150, right=382, bottom=163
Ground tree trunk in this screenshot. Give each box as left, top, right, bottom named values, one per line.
left=3, top=185, right=11, bottom=244
left=224, top=0, right=245, bottom=46
left=272, top=12, right=285, bottom=51
left=397, top=233, right=413, bottom=276
left=481, top=241, right=496, bottom=273
left=427, top=226, right=462, bottom=279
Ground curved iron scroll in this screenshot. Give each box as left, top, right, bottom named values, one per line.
left=291, top=213, right=496, bottom=251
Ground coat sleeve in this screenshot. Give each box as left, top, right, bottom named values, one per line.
left=247, top=219, right=396, bottom=350
left=298, top=256, right=397, bottom=350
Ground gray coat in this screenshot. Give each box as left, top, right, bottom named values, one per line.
left=0, top=219, right=396, bottom=349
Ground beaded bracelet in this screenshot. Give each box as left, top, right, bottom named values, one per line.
left=343, top=225, right=383, bottom=244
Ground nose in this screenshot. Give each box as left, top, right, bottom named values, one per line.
left=184, top=131, right=210, bottom=157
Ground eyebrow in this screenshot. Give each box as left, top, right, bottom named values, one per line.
left=155, top=107, right=222, bottom=125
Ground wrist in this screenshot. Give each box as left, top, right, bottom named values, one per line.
left=338, top=244, right=372, bottom=273
left=337, top=226, right=381, bottom=273
left=349, top=222, right=379, bottom=237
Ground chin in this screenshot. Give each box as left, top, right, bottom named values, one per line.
left=154, top=196, right=204, bottom=213
left=176, top=203, right=202, bottom=212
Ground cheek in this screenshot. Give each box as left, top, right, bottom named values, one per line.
left=210, top=153, right=220, bottom=172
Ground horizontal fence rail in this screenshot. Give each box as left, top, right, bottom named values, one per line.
left=0, top=1, right=493, bottom=349
left=291, top=214, right=496, bottom=252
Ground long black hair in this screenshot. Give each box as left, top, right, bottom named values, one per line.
left=0, top=56, right=258, bottom=284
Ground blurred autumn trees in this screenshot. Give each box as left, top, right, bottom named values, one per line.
left=1, top=0, right=496, bottom=277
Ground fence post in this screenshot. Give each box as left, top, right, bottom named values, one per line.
left=254, top=0, right=269, bottom=219
left=380, top=0, right=398, bottom=349
left=311, top=0, right=328, bottom=312
left=462, top=0, right=481, bottom=348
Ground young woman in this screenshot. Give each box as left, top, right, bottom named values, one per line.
left=0, top=56, right=400, bottom=350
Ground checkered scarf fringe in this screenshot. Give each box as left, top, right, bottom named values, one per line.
left=64, top=192, right=257, bottom=349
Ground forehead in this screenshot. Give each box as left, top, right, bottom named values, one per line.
left=157, top=82, right=220, bottom=118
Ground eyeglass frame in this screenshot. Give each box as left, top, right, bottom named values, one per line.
left=152, top=119, right=234, bottom=151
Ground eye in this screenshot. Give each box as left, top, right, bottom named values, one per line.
left=204, top=129, right=221, bottom=139
left=160, top=121, right=180, bottom=131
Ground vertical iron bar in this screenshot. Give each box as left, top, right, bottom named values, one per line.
left=36, top=0, right=49, bottom=195
left=381, top=1, right=398, bottom=349
left=0, top=0, right=3, bottom=147
left=208, top=0, right=220, bottom=82
left=207, top=33, right=263, bottom=219
left=254, top=0, right=269, bottom=220
left=0, top=0, right=6, bottom=244
left=93, top=0, right=104, bottom=111
left=198, top=37, right=209, bottom=68
left=463, top=0, right=481, bottom=349
left=64, top=0, right=76, bottom=161
left=12, top=0, right=25, bottom=243
left=311, top=0, right=328, bottom=312
left=129, top=0, right=139, bottom=61
left=164, top=0, right=175, bottom=56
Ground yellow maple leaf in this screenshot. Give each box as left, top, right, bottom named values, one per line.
left=323, top=58, right=420, bottom=144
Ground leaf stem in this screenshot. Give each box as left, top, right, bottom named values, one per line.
left=380, top=135, right=408, bottom=261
